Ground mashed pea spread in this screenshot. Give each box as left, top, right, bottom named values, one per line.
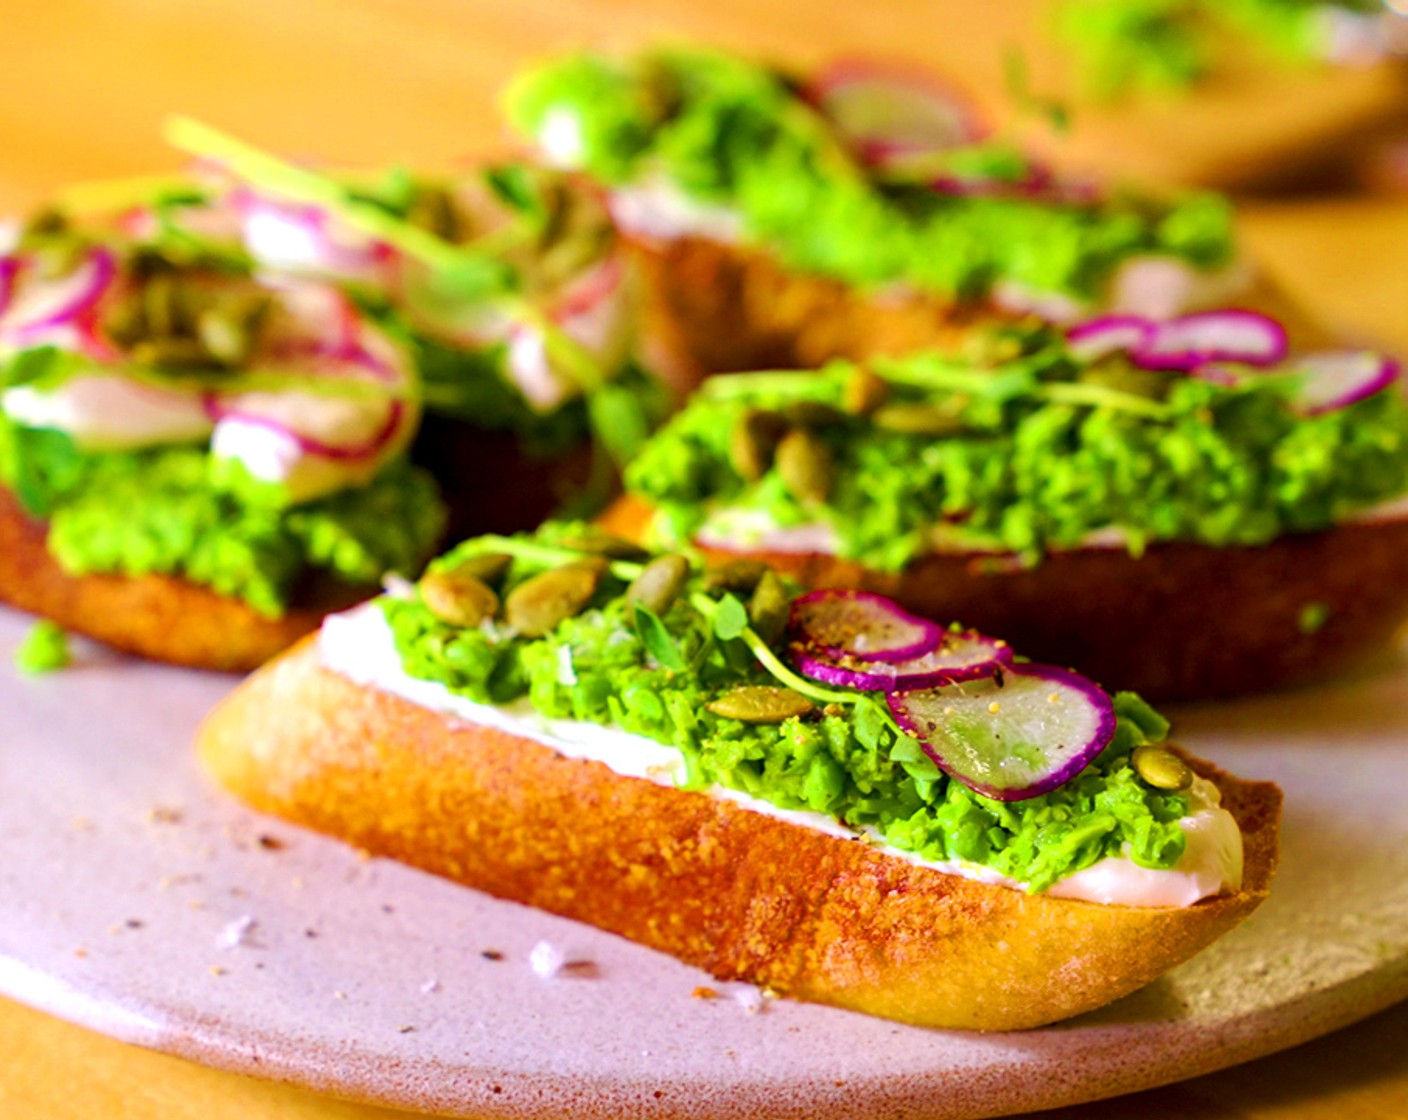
left=625, top=327, right=1408, bottom=570
left=0, top=414, right=444, bottom=616
left=1058, top=0, right=1388, bottom=98
left=375, top=524, right=1206, bottom=896
left=506, top=48, right=1236, bottom=304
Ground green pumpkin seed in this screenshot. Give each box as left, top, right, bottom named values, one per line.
left=1077, top=364, right=1174, bottom=400
left=34, top=241, right=86, bottom=282
left=21, top=207, right=68, bottom=239
left=406, top=184, right=463, bottom=243
left=447, top=551, right=513, bottom=587
left=747, top=570, right=790, bottom=648
left=1132, top=746, right=1193, bottom=792
left=625, top=553, right=690, bottom=617
left=554, top=531, right=649, bottom=561
left=775, top=428, right=833, bottom=503
left=419, top=570, right=500, bottom=629
left=842, top=366, right=891, bottom=416
left=729, top=408, right=788, bottom=482
left=505, top=561, right=606, bottom=637
left=142, top=274, right=185, bottom=337
left=706, top=685, right=815, bottom=723
left=871, top=402, right=969, bottom=437
left=130, top=336, right=221, bottom=370
left=704, top=558, right=768, bottom=595
left=104, top=295, right=148, bottom=348
left=783, top=400, right=848, bottom=430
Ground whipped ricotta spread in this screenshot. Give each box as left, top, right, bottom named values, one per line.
left=318, top=602, right=1242, bottom=907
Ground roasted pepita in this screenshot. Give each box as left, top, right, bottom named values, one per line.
left=729, top=408, right=788, bottom=482
left=625, top=553, right=690, bottom=616
left=1132, top=745, right=1194, bottom=792
left=775, top=427, right=833, bottom=503
left=419, top=570, right=500, bottom=629
left=505, top=560, right=606, bottom=637
left=706, top=685, right=815, bottom=723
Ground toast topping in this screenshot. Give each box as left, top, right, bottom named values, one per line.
left=362, top=525, right=1238, bottom=900
left=506, top=47, right=1237, bottom=310
left=627, top=328, right=1408, bottom=571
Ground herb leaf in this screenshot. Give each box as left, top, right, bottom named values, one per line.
left=633, top=602, right=686, bottom=671
left=711, top=593, right=749, bottom=641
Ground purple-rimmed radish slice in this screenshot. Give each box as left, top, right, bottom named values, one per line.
left=1138, top=310, right=1287, bottom=372
left=794, top=628, right=1013, bottom=691
left=1287, top=350, right=1400, bottom=415
left=1067, top=314, right=1155, bottom=362
left=2, top=247, right=118, bottom=345
left=887, top=662, right=1116, bottom=802
left=807, top=59, right=985, bottom=168
left=789, top=588, right=943, bottom=663
left=506, top=253, right=631, bottom=411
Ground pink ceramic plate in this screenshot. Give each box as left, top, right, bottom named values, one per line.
left=1, top=606, right=1405, bottom=1120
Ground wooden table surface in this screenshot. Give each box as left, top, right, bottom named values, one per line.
left=0, top=2, right=1405, bottom=1117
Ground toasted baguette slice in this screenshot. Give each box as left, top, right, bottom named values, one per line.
left=0, top=485, right=373, bottom=671
left=600, top=494, right=1408, bottom=701
left=631, top=233, right=1336, bottom=382
left=0, top=428, right=593, bottom=672
left=198, top=636, right=1280, bottom=1031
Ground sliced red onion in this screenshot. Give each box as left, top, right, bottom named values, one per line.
left=807, top=58, right=986, bottom=167
left=793, top=628, right=1013, bottom=692
left=788, top=588, right=944, bottom=663
left=4, top=247, right=118, bottom=344
left=1067, top=314, right=1156, bottom=362
left=1139, top=310, right=1287, bottom=372
left=1287, top=350, right=1400, bottom=416
left=887, top=663, right=1117, bottom=802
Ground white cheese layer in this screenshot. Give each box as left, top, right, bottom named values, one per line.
left=317, top=603, right=1242, bottom=908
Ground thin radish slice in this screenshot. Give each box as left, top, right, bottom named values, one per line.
left=3, top=248, right=118, bottom=344
left=1067, top=314, right=1155, bottom=362
left=2, top=372, right=213, bottom=451
left=0, top=257, right=20, bottom=319
left=1138, top=310, right=1287, bottom=372
left=808, top=59, right=985, bottom=167
left=506, top=252, right=631, bottom=411
left=1286, top=350, right=1400, bottom=416
left=236, top=189, right=395, bottom=284
left=1190, top=361, right=1246, bottom=388
left=887, top=663, right=1117, bottom=802
left=788, top=588, right=943, bottom=663
left=793, top=628, right=1013, bottom=692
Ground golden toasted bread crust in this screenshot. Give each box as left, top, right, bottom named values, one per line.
left=0, top=485, right=369, bottom=671
left=198, top=638, right=1280, bottom=1031
left=600, top=494, right=1408, bottom=701
left=629, top=235, right=1335, bottom=381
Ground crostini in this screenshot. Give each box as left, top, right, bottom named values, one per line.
left=198, top=524, right=1280, bottom=1031
left=504, top=46, right=1333, bottom=380
left=0, top=135, right=669, bottom=669
left=606, top=322, right=1408, bottom=699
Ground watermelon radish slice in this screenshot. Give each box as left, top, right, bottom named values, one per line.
left=788, top=588, right=944, bottom=663
left=887, top=663, right=1117, bottom=802
left=793, top=628, right=1013, bottom=692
